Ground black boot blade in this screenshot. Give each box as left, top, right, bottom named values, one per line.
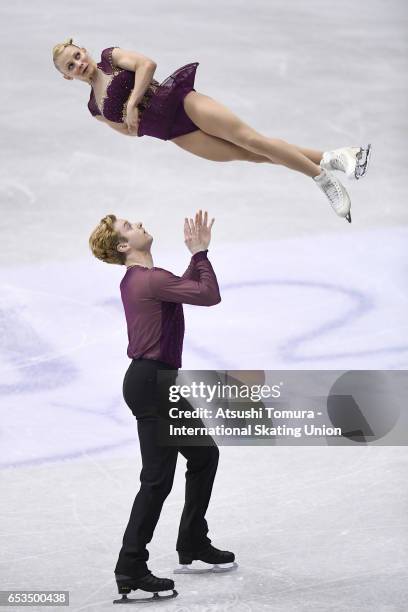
left=113, top=589, right=178, bottom=604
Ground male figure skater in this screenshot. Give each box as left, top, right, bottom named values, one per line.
left=89, top=210, right=236, bottom=603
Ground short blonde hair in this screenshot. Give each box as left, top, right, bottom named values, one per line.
left=89, top=214, right=126, bottom=265
left=52, top=38, right=78, bottom=70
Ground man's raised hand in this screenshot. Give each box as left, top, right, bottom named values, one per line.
left=184, top=210, right=215, bottom=255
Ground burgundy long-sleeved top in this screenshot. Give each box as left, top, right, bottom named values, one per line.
left=120, top=250, right=221, bottom=368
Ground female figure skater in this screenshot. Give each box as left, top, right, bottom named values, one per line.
left=52, top=39, right=371, bottom=223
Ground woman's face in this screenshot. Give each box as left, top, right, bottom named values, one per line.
left=56, top=45, right=94, bottom=81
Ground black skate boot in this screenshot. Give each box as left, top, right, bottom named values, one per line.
left=174, top=544, right=238, bottom=574
left=113, top=571, right=178, bottom=604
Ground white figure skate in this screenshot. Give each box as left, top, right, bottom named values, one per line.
left=320, top=144, right=372, bottom=180
left=313, top=167, right=352, bottom=223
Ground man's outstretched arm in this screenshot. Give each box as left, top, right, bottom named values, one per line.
left=149, top=210, right=221, bottom=306
left=149, top=251, right=220, bottom=306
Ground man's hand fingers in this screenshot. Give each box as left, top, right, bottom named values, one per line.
left=209, top=217, right=215, bottom=229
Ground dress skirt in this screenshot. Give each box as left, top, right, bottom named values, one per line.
left=138, top=62, right=200, bottom=141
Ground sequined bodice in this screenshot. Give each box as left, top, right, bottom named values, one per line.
left=88, top=47, right=159, bottom=124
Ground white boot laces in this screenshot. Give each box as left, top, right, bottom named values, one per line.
left=324, top=176, right=342, bottom=210
left=330, top=153, right=346, bottom=172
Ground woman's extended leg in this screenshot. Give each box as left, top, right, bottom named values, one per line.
left=171, top=130, right=273, bottom=163
left=183, top=92, right=322, bottom=177
left=171, top=130, right=324, bottom=166
left=290, top=145, right=324, bottom=165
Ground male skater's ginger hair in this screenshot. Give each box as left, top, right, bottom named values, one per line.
left=89, top=215, right=126, bottom=265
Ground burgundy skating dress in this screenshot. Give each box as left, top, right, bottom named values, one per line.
left=87, top=47, right=199, bottom=140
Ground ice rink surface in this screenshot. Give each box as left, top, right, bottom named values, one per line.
left=1, top=0, right=407, bottom=610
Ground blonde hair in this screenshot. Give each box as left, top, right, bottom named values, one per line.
left=89, top=215, right=126, bottom=265
left=52, top=38, right=78, bottom=70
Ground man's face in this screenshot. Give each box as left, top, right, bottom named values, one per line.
left=114, top=218, right=153, bottom=256
left=56, top=45, right=94, bottom=81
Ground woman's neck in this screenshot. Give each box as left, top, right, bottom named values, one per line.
left=88, top=61, right=101, bottom=86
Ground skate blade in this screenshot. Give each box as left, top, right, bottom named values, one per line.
left=174, top=563, right=212, bottom=574
left=174, top=561, right=238, bottom=574
left=113, top=589, right=178, bottom=604
left=212, top=561, right=238, bottom=573
left=355, top=143, right=372, bottom=179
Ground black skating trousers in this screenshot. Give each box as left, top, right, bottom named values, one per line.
left=115, top=358, right=219, bottom=578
